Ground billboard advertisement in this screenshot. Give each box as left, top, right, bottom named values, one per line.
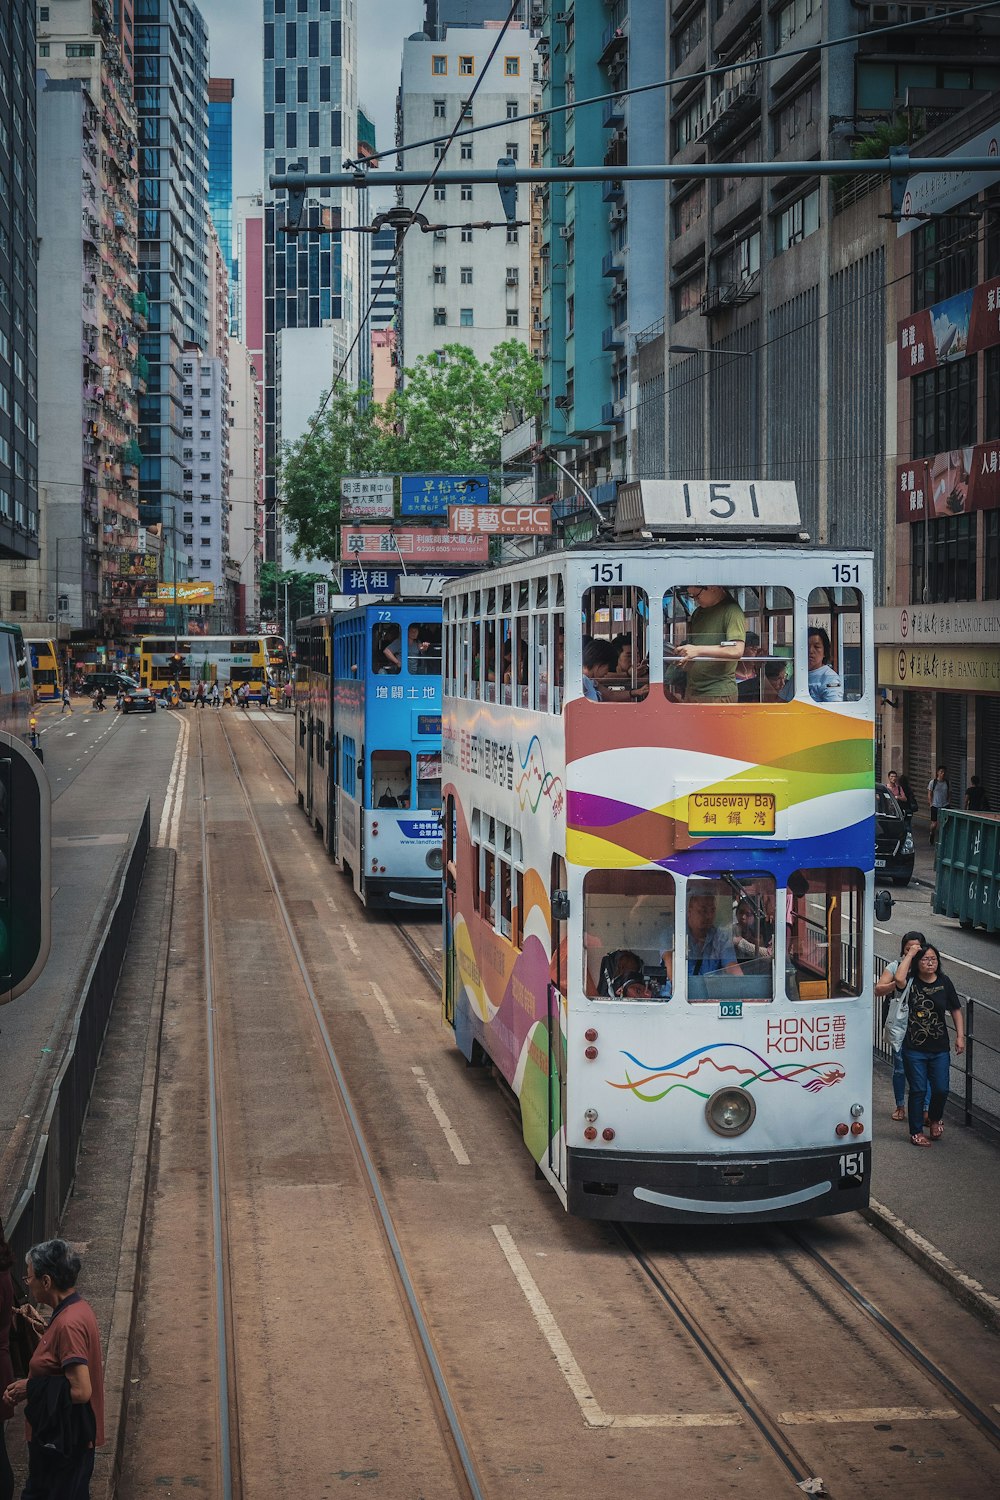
left=400, top=474, right=490, bottom=516
left=340, top=527, right=489, bottom=564
left=155, top=581, right=217, bottom=604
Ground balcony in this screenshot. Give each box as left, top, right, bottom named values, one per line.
left=602, top=325, right=626, bottom=352
left=602, top=249, right=625, bottom=279
left=694, top=74, right=761, bottom=145
left=602, top=95, right=625, bottom=129
left=700, top=272, right=761, bottom=315
left=601, top=400, right=625, bottom=426
left=598, top=24, right=628, bottom=67
left=602, top=178, right=625, bottom=204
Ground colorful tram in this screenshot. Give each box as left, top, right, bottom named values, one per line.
left=441, top=482, right=876, bottom=1224
left=295, top=601, right=444, bottom=910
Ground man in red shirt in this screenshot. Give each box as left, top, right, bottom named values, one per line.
left=2, top=1239, right=104, bottom=1498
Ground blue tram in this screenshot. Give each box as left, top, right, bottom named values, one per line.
left=295, top=602, right=444, bottom=910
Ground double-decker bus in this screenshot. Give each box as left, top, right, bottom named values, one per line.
left=27, top=639, right=61, bottom=702
left=0, top=621, right=33, bottom=739
left=138, top=635, right=269, bottom=697
left=295, top=602, right=443, bottom=909
left=441, top=481, right=875, bottom=1223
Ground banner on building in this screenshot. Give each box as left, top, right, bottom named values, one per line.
left=896, top=123, right=1000, bottom=235
left=340, top=566, right=401, bottom=594
left=155, top=581, right=217, bottom=604
left=448, top=503, right=552, bottom=536
left=119, top=551, right=159, bottom=578
left=896, top=441, right=1000, bottom=522
left=340, top=527, right=489, bottom=564
left=896, top=279, right=1000, bottom=378
left=120, top=607, right=167, bottom=624
left=879, top=644, right=1000, bottom=691
left=400, top=474, right=490, bottom=516
left=313, top=580, right=329, bottom=613
left=341, top=476, right=395, bottom=520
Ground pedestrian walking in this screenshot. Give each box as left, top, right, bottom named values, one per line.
left=237, top=684, right=248, bottom=710
left=195, top=683, right=206, bottom=709
left=282, top=680, right=293, bottom=713
left=223, top=683, right=233, bottom=708
left=0, top=1218, right=14, bottom=1500
left=60, top=684, right=72, bottom=715
left=965, top=775, right=990, bottom=812
left=927, top=765, right=949, bottom=845
left=2, top=1239, right=105, bottom=1499
left=92, top=686, right=105, bottom=712
left=893, top=943, right=965, bottom=1147
left=876, top=930, right=930, bottom=1122
left=210, top=682, right=220, bottom=709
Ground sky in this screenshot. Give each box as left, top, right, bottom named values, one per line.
left=197, top=0, right=425, bottom=200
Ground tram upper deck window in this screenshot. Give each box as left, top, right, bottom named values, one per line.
left=583, top=869, right=675, bottom=1000
left=409, top=620, right=441, bottom=675
left=786, top=868, right=864, bottom=1001
left=373, top=623, right=402, bottom=674
left=807, top=588, right=863, bottom=702
left=581, top=586, right=649, bottom=702
left=372, top=749, right=411, bottom=807
left=664, top=586, right=794, bottom=704
left=683, top=877, right=775, bottom=1002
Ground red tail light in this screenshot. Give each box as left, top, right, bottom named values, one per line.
left=835, top=1122, right=849, bottom=1137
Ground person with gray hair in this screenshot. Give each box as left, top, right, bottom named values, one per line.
left=2, top=1239, right=104, bottom=1498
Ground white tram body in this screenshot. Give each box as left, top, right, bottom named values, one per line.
left=441, top=483, right=875, bottom=1223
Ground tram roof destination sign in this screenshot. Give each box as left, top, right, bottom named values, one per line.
left=400, top=474, right=490, bottom=515
left=448, top=503, right=552, bottom=536
left=615, top=480, right=802, bottom=536
left=341, top=526, right=489, bottom=565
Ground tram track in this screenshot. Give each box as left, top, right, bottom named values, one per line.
left=203, top=711, right=485, bottom=1500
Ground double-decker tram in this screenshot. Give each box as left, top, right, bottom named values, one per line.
left=27, top=639, right=61, bottom=702
left=295, top=600, right=444, bottom=909
left=138, top=635, right=270, bottom=697
left=0, top=621, right=33, bottom=739
left=441, top=481, right=875, bottom=1223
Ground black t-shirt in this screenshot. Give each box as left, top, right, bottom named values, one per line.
left=965, top=784, right=990, bottom=811
left=903, top=974, right=961, bottom=1054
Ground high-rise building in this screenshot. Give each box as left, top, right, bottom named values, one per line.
left=370, top=226, right=397, bottom=331
left=0, top=1, right=39, bottom=566
left=208, top=77, right=236, bottom=333
left=134, top=0, right=209, bottom=565
left=262, top=0, right=360, bottom=563
left=398, top=24, right=538, bottom=369
left=228, top=335, right=261, bottom=630
left=423, top=1, right=529, bottom=38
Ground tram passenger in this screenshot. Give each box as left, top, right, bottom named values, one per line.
left=735, top=631, right=764, bottom=700
left=374, top=625, right=401, bottom=673
left=603, top=635, right=649, bottom=700
left=807, top=628, right=843, bottom=702
left=666, top=586, right=746, bottom=703
left=582, top=638, right=619, bottom=701
left=760, top=659, right=791, bottom=703
left=597, top=948, right=643, bottom=998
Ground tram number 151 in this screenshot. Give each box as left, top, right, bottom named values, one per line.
left=591, top=563, right=624, bottom=583
left=838, top=1151, right=864, bottom=1179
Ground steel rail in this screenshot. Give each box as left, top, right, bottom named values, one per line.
left=217, top=713, right=485, bottom=1500
left=242, top=708, right=295, bottom=784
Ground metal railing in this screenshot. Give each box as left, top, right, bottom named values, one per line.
left=4, top=802, right=150, bottom=1268
left=872, top=949, right=1000, bottom=1134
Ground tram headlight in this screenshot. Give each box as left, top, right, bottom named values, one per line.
left=850, top=1103, right=864, bottom=1119
left=705, top=1087, right=756, bottom=1138
left=425, top=846, right=443, bottom=871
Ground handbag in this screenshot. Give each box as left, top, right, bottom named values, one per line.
left=883, top=977, right=912, bottom=1053
left=8, top=1276, right=46, bottom=1381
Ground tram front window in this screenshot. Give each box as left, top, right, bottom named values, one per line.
left=583, top=870, right=675, bottom=999
left=581, top=586, right=649, bottom=703
left=684, top=877, right=775, bottom=1002
left=786, top=868, right=864, bottom=1001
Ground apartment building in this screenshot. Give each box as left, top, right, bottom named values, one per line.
left=398, top=24, right=539, bottom=369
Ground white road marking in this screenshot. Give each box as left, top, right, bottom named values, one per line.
left=779, top=1408, right=958, bottom=1426
left=65, top=732, right=76, bottom=738
left=371, top=982, right=400, bottom=1035
left=491, top=1224, right=741, bottom=1430
left=412, top=1065, right=469, bottom=1164
left=156, top=715, right=189, bottom=849
left=339, top=923, right=359, bottom=957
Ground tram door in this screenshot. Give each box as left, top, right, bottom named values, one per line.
left=305, top=712, right=315, bottom=822
left=547, top=855, right=568, bottom=1184
left=443, top=796, right=458, bottom=1027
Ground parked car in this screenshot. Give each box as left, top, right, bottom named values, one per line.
left=85, top=671, right=138, bottom=695
left=121, top=687, right=157, bottom=715
left=875, top=783, right=914, bottom=886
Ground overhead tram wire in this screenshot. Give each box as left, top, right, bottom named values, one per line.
left=351, top=1, right=1000, bottom=172
left=280, top=0, right=524, bottom=489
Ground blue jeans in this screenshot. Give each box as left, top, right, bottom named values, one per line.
left=892, top=1046, right=930, bottom=1112
left=903, top=1049, right=951, bottom=1135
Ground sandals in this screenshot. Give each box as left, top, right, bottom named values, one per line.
left=910, top=1133, right=932, bottom=1147
left=929, top=1121, right=944, bottom=1139
left=891, top=1107, right=906, bottom=1121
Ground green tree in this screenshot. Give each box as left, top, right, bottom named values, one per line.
left=260, top=561, right=333, bottom=627
left=278, top=341, right=541, bottom=567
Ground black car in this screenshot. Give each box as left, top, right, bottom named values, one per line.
left=121, top=687, right=157, bottom=715
left=875, top=784, right=914, bottom=886
left=87, top=671, right=138, bottom=695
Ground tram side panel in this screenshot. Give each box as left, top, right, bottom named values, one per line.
left=442, top=549, right=875, bottom=1224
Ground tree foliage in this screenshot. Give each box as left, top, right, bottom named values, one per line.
left=278, top=341, right=541, bottom=566
left=259, top=561, right=330, bottom=625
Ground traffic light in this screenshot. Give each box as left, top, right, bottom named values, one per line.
left=0, top=731, right=51, bottom=1004
left=169, top=653, right=184, bottom=673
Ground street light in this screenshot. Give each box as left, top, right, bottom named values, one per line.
left=668, top=344, right=752, bottom=357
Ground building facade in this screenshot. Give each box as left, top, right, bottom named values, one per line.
left=880, top=94, right=1000, bottom=806
left=0, top=0, right=39, bottom=567
left=398, top=24, right=538, bottom=369
left=370, top=224, right=398, bottom=331
left=208, top=76, right=236, bottom=334
left=228, top=334, right=261, bottom=629
left=262, top=0, right=360, bottom=564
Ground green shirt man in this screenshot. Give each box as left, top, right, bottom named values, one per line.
left=668, top=587, right=746, bottom=702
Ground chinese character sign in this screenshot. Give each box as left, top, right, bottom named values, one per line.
left=340, top=527, right=489, bottom=564
left=400, top=475, right=490, bottom=516
left=314, top=581, right=329, bottom=613
left=448, top=504, right=553, bottom=536
left=341, top=567, right=401, bottom=594
left=340, top=476, right=395, bottom=520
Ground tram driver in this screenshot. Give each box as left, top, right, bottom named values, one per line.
left=661, top=886, right=744, bottom=991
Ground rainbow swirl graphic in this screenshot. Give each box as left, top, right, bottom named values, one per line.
left=609, top=1042, right=846, bottom=1103
left=516, top=735, right=564, bottom=817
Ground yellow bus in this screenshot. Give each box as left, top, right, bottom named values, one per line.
left=27, top=639, right=61, bottom=702
left=138, top=635, right=270, bottom=699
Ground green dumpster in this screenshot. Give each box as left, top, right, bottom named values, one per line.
left=932, top=808, right=1000, bottom=932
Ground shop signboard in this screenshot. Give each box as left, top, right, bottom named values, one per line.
left=340, top=527, right=489, bottom=564
left=400, top=474, right=490, bottom=515
left=155, top=581, right=217, bottom=604
left=896, top=441, right=1000, bottom=522
left=896, top=279, right=1000, bottom=378
left=448, top=503, right=552, bottom=535
left=878, top=644, right=1000, bottom=691
left=341, top=476, right=395, bottom=520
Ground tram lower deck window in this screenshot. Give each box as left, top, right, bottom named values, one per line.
left=583, top=870, right=676, bottom=999
left=786, top=868, right=864, bottom=1001
left=684, top=877, right=776, bottom=1002
left=373, top=749, right=411, bottom=807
